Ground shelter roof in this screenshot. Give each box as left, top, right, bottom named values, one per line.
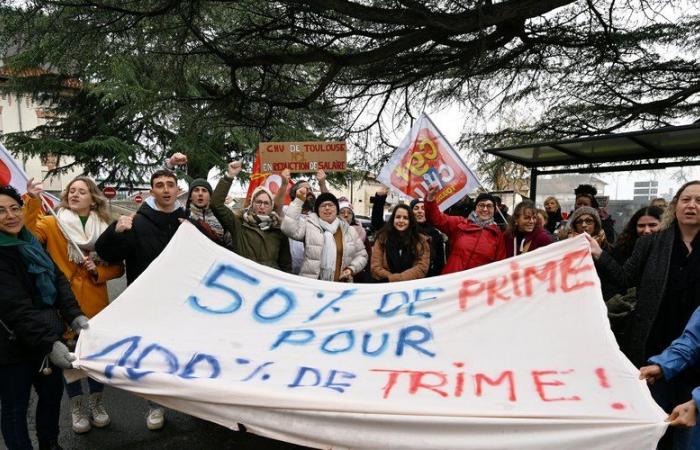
left=483, top=123, right=700, bottom=169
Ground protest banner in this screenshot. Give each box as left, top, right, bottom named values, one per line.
left=377, top=114, right=481, bottom=211
left=74, top=223, right=666, bottom=449
left=258, top=141, right=347, bottom=173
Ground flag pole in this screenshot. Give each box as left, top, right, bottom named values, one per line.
left=38, top=195, right=86, bottom=258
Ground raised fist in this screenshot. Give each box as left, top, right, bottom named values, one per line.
left=426, top=185, right=439, bottom=202
left=316, top=169, right=327, bottom=183
left=227, top=161, right=242, bottom=178
left=168, top=152, right=188, bottom=167
left=376, top=185, right=389, bottom=197
left=115, top=214, right=134, bottom=233
left=281, top=168, right=291, bottom=183
left=296, top=186, right=308, bottom=201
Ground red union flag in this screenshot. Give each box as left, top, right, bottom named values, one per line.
left=377, top=113, right=481, bottom=211
left=244, top=150, right=293, bottom=208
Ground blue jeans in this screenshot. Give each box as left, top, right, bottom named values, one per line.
left=65, top=376, right=103, bottom=398
left=650, top=377, right=700, bottom=450
left=0, top=361, right=64, bottom=450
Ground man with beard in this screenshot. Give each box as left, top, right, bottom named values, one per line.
left=371, top=186, right=446, bottom=277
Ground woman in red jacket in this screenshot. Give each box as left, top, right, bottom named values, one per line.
left=425, top=189, right=506, bottom=274
left=504, top=200, right=554, bottom=257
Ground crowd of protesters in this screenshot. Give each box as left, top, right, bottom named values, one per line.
left=1, top=150, right=699, bottom=449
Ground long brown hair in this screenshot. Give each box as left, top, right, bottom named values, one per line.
left=376, top=204, right=425, bottom=257
left=660, top=181, right=700, bottom=230
left=59, top=176, right=111, bottom=224
left=507, top=200, right=538, bottom=235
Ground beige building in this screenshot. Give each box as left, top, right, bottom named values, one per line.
left=0, top=88, right=82, bottom=194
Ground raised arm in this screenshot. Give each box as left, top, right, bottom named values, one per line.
left=316, top=169, right=330, bottom=194
left=281, top=196, right=308, bottom=242
left=22, top=178, right=48, bottom=243
left=371, top=186, right=388, bottom=232
left=211, top=161, right=242, bottom=237
left=274, top=169, right=290, bottom=216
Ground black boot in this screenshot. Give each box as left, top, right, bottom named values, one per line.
left=38, top=439, right=63, bottom=450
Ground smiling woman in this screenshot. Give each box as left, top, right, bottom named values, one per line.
left=504, top=200, right=553, bottom=257
left=23, top=176, right=124, bottom=434
left=371, top=204, right=430, bottom=283
left=0, top=184, right=85, bottom=449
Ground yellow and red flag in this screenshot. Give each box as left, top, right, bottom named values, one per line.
left=377, top=113, right=481, bottom=211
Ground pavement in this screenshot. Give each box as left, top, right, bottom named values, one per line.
left=1, top=277, right=313, bottom=450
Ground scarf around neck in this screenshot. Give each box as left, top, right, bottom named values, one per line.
left=318, top=217, right=341, bottom=281
left=0, top=228, right=57, bottom=306
left=56, top=207, right=109, bottom=265
left=385, top=232, right=416, bottom=274
left=468, top=210, right=496, bottom=228
left=243, top=209, right=281, bottom=231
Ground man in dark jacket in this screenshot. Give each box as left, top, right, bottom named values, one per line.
left=96, top=169, right=186, bottom=285
left=94, top=169, right=186, bottom=431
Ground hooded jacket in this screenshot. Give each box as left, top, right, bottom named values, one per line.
left=425, top=200, right=506, bottom=274
left=95, top=201, right=186, bottom=285
left=282, top=198, right=367, bottom=279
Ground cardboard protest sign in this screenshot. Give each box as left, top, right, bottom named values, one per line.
left=377, top=114, right=481, bottom=211
left=75, top=224, right=666, bottom=449
left=258, top=141, right=347, bottom=173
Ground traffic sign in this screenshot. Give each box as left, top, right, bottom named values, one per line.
left=134, top=194, right=143, bottom=204
left=103, top=187, right=117, bottom=199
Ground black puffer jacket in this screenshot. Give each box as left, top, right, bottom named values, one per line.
left=96, top=202, right=186, bottom=285
left=0, top=246, right=83, bottom=365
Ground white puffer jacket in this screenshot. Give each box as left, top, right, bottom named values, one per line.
left=282, top=198, right=368, bottom=280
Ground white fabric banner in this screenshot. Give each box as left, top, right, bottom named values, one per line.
left=75, top=223, right=666, bottom=449
left=376, top=113, right=481, bottom=211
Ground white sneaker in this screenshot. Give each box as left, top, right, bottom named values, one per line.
left=70, top=396, right=91, bottom=434
left=146, top=407, right=165, bottom=430
left=88, top=392, right=111, bottom=428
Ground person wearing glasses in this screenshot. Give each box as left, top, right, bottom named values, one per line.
left=425, top=188, right=506, bottom=274
left=282, top=188, right=367, bottom=281
left=567, top=206, right=609, bottom=250
left=0, top=185, right=85, bottom=450
left=504, top=200, right=553, bottom=257
left=210, top=161, right=292, bottom=272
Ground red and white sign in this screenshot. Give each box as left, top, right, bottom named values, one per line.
left=134, top=194, right=143, bottom=204
left=377, top=113, right=481, bottom=211
left=103, top=187, right=117, bottom=199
